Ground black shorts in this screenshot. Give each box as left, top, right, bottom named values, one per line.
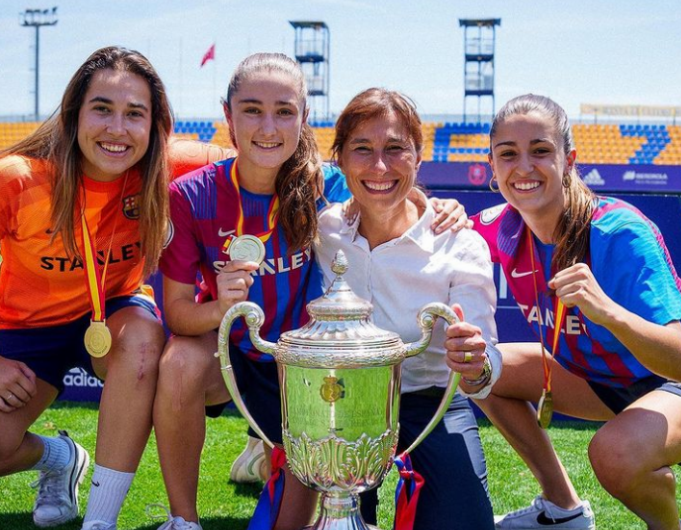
left=588, top=375, right=681, bottom=414
left=207, top=346, right=283, bottom=445
left=0, top=295, right=158, bottom=394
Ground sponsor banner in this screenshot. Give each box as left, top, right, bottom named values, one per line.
left=579, top=164, right=681, bottom=193
left=580, top=104, right=681, bottom=117
left=61, top=368, right=104, bottom=402
left=418, top=162, right=681, bottom=193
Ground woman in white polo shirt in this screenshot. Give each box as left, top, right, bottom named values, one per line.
left=315, top=87, right=500, bottom=530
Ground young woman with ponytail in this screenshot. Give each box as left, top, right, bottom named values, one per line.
left=471, top=94, right=681, bottom=530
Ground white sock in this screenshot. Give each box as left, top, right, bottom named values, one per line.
left=82, top=464, right=134, bottom=524
left=31, top=435, right=72, bottom=472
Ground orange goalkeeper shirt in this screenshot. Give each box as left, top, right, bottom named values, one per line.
left=0, top=138, right=231, bottom=329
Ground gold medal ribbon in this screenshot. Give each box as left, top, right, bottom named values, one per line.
left=528, top=227, right=567, bottom=428
left=222, top=159, right=280, bottom=255
left=79, top=171, right=129, bottom=357
left=81, top=213, right=107, bottom=324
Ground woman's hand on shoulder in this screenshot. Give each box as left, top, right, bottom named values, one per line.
left=549, top=263, right=617, bottom=326
left=216, top=260, right=259, bottom=316
left=429, top=197, right=473, bottom=234
left=0, top=356, right=37, bottom=412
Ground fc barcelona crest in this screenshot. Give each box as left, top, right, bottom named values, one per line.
left=122, top=194, right=140, bottom=220
left=467, top=163, right=487, bottom=186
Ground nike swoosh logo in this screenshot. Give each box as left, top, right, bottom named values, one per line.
left=92, top=480, right=100, bottom=487
left=218, top=228, right=235, bottom=237
left=536, top=511, right=583, bottom=525
left=511, top=268, right=538, bottom=278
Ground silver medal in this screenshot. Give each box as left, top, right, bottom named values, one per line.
left=229, top=234, right=266, bottom=264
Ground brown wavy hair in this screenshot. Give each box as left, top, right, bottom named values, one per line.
left=490, top=94, right=597, bottom=272
left=224, top=52, right=321, bottom=252
left=2, top=46, right=173, bottom=276
left=331, top=87, right=424, bottom=161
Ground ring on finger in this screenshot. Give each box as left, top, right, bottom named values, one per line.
left=463, top=351, right=472, bottom=363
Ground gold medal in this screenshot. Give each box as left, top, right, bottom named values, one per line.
left=229, top=234, right=266, bottom=264
left=84, top=320, right=112, bottom=358
left=537, top=389, right=554, bottom=429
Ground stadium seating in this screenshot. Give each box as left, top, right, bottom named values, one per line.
left=0, top=121, right=41, bottom=150
left=3, top=120, right=681, bottom=165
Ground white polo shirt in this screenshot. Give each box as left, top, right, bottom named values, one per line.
left=315, top=197, right=500, bottom=397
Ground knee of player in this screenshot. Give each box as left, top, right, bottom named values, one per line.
left=588, top=427, right=641, bottom=494
left=111, top=319, right=166, bottom=380
left=158, top=335, right=215, bottom=385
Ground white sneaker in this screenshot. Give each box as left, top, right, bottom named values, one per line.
left=81, top=521, right=117, bottom=530
left=495, top=496, right=595, bottom=529
left=156, top=515, right=203, bottom=530
left=147, top=504, right=202, bottom=530
left=229, top=436, right=267, bottom=484
left=32, top=430, right=91, bottom=528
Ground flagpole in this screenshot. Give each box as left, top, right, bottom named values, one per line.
left=200, top=43, right=217, bottom=117
left=212, top=44, right=217, bottom=116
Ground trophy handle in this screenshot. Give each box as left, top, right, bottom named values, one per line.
left=403, top=302, right=461, bottom=454
left=216, top=301, right=278, bottom=449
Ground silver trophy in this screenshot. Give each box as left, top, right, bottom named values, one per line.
left=217, top=251, right=460, bottom=530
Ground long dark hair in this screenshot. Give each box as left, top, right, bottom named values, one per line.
left=224, top=52, right=321, bottom=252
left=2, top=46, right=173, bottom=276
left=490, top=94, right=597, bottom=272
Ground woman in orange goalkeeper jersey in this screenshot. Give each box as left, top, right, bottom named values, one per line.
left=0, top=46, right=228, bottom=530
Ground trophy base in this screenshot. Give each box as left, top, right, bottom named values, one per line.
left=303, top=493, right=381, bottom=530
left=302, top=522, right=381, bottom=530
left=303, top=523, right=379, bottom=530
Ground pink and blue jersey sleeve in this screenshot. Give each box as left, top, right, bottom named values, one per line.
left=589, top=202, right=681, bottom=338
left=160, top=164, right=217, bottom=286
left=536, top=199, right=681, bottom=386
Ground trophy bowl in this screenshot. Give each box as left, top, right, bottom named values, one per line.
left=217, top=251, right=459, bottom=530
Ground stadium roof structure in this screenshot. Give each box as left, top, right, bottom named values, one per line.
left=289, top=20, right=328, bottom=30
left=458, top=18, right=501, bottom=27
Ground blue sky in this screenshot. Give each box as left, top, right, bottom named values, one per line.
left=1, top=0, right=679, bottom=121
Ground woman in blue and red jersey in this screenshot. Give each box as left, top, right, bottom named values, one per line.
left=467, top=94, right=681, bottom=530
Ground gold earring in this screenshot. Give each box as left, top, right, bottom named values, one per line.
left=489, top=176, right=500, bottom=193
left=562, top=173, right=572, bottom=188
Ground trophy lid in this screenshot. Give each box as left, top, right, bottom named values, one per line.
left=276, top=250, right=406, bottom=368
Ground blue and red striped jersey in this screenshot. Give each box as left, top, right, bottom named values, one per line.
left=160, top=158, right=350, bottom=361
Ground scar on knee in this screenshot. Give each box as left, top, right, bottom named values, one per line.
left=134, top=341, right=162, bottom=381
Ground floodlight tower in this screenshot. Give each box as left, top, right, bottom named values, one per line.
left=458, top=18, right=500, bottom=123
left=20, top=6, right=59, bottom=120
left=289, top=21, right=330, bottom=123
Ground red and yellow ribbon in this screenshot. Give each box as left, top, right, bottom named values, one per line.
left=222, top=159, right=280, bottom=255
left=528, top=227, right=566, bottom=396
left=81, top=213, right=107, bottom=324
left=79, top=171, right=128, bottom=334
